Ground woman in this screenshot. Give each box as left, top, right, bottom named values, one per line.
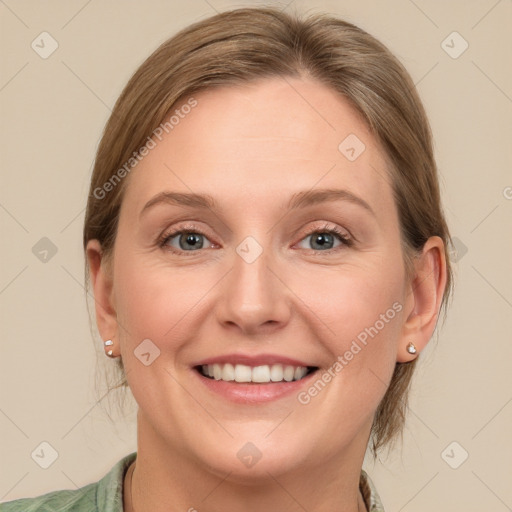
left=2, top=6, right=451, bottom=512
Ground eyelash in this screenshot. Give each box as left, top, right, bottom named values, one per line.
left=157, top=222, right=353, bottom=255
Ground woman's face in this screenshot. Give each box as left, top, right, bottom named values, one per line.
left=100, top=78, right=415, bottom=477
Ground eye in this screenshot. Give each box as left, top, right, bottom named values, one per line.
left=158, top=224, right=213, bottom=253
left=157, top=222, right=352, bottom=255
left=296, top=224, right=352, bottom=252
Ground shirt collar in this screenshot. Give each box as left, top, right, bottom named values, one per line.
left=96, top=453, right=385, bottom=511
left=96, top=451, right=137, bottom=511
left=360, top=468, right=386, bottom=511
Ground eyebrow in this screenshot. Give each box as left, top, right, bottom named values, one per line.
left=288, top=188, right=374, bottom=215
left=140, top=188, right=374, bottom=217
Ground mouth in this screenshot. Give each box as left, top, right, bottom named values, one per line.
left=194, top=363, right=319, bottom=383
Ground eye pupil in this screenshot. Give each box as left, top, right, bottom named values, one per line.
left=312, top=233, right=334, bottom=250
left=180, top=233, right=202, bottom=250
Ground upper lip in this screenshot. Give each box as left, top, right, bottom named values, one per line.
left=193, top=353, right=316, bottom=368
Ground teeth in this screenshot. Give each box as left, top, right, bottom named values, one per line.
left=200, top=363, right=309, bottom=383
left=283, top=366, right=295, bottom=382
left=252, top=365, right=270, bottom=383
left=222, top=363, right=235, bottom=381
left=234, top=364, right=251, bottom=382
left=270, top=364, right=283, bottom=382
left=294, top=367, right=304, bottom=380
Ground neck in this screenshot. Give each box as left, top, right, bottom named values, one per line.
left=124, top=412, right=370, bottom=512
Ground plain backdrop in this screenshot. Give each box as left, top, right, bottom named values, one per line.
left=1, top=1, right=511, bottom=511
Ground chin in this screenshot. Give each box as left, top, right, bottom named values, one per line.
left=183, top=428, right=311, bottom=482
left=207, top=447, right=305, bottom=484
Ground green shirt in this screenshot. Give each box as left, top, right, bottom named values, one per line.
left=1, top=452, right=385, bottom=511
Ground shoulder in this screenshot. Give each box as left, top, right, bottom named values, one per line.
left=0, top=483, right=97, bottom=512
left=0, top=452, right=137, bottom=512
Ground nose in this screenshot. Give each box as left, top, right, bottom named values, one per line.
left=215, top=243, right=292, bottom=336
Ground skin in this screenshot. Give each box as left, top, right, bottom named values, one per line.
left=87, top=77, right=447, bottom=512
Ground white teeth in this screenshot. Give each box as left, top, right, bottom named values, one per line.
left=200, top=363, right=310, bottom=383
left=283, top=366, right=295, bottom=382
left=252, top=365, right=270, bottom=383
left=270, top=364, right=283, bottom=382
left=222, top=363, right=235, bottom=381
left=235, top=364, right=252, bottom=382
left=294, top=367, right=304, bottom=380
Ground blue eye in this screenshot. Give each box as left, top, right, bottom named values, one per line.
left=298, top=225, right=352, bottom=252
left=159, top=229, right=211, bottom=252
left=158, top=222, right=352, bottom=255
left=303, top=232, right=340, bottom=250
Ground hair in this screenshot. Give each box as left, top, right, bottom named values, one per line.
left=83, top=6, right=453, bottom=456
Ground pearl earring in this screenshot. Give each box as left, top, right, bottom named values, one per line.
left=406, top=342, right=417, bottom=355
left=104, top=339, right=116, bottom=358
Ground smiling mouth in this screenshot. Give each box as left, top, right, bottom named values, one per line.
left=195, top=363, right=318, bottom=383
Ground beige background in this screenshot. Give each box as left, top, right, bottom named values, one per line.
left=1, top=0, right=511, bottom=510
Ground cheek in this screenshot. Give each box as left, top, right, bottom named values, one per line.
left=299, top=269, right=404, bottom=423
left=293, top=256, right=405, bottom=350
left=292, top=256, right=405, bottom=407
left=113, top=251, right=217, bottom=347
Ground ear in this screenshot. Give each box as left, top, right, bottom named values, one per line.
left=86, top=239, right=119, bottom=354
left=397, top=236, right=448, bottom=362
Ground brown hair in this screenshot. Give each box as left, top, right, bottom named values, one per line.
left=83, top=7, right=453, bottom=455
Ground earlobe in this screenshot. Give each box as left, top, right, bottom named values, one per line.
left=397, top=236, right=447, bottom=363
left=86, top=240, right=118, bottom=348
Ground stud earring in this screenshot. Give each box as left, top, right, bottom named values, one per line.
left=406, top=342, right=417, bottom=355
left=104, top=339, right=116, bottom=358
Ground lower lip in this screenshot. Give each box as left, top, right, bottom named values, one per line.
left=193, top=369, right=318, bottom=404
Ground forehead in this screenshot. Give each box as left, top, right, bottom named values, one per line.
left=121, top=77, right=394, bottom=217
